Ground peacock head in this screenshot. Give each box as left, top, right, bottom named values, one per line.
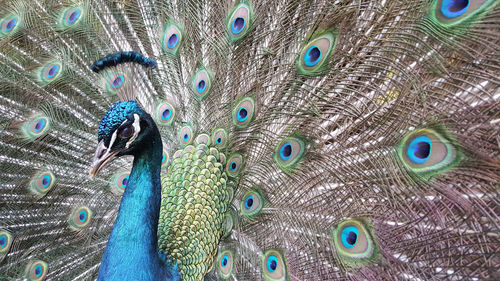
left=89, top=101, right=159, bottom=178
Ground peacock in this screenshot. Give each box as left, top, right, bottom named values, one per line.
left=0, top=0, right=498, bottom=280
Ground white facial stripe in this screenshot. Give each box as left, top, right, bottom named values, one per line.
left=107, top=120, right=124, bottom=150
left=125, top=114, right=141, bottom=148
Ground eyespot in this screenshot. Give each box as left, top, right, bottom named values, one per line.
left=240, top=190, right=263, bottom=218
left=432, top=0, right=494, bottom=26
left=274, top=137, right=306, bottom=171
left=39, top=62, right=62, bottom=83
left=232, top=97, right=256, bottom=128
left=61, top=7, right=83, bottom=27
left=332, top=219, right=376, bottom=260
left=262, top=250, right=287, bottom=281
left=226, top=154, right=243, bottom=177
left=217, top=250, right=234, bottom=278
left=105, top=72, right=127, bottom=94
left=297, top=32, right=336, bottom=75
left=398, top=128, right=460, bottom=179
left=178, top=125, right=193, bottom=146
left=29, top=171, right=56, bottom=196
left=23, top=114, right=51, bottom=140
left=227, top=2, right=252, bottom=41
left=162, top=150, right=169, bottom=168
left=68, top=206, right=92, bottom=230
left=161, top=22, right=183, bottom=54
left=155, top=102, right=175, bottom=126
left=211, top=128, right=228, bottom=149
left=222, top=212, right=234, bottom=238
left=118, top=125, right=134, bottom=139
left=440, top=0, right=470, bottom=18
left=191, top=68, right=212, bottom=100
left=0, top=15, right=19, bottom=35
left=110, top=171, right=129, bottom=194
left=0, top=230, right=13, bottom=258
left=195, top=133, right=211, bottom=146
left=25, top=260, right=48, bottom=281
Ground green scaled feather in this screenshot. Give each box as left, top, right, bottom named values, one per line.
left=158, top=144, right=229, bottom=280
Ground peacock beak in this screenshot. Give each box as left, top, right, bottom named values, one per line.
left=89, top=140, right=120, bottom=179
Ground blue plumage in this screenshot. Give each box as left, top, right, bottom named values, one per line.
left=95, top=101, right=180, bottom=281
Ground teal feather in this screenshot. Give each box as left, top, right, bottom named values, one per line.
left=0, top=0, right=499, bottom=280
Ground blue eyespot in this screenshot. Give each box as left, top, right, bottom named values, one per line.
left=216, top=137, right=222, bottom=144
left=236, top=108, right=248, bottom=122
left=279, top=142, right=292, bottom=161
left=161, top=109, right=171, bottom=120
left=231, top=17, right=245, bottom=34
left=167, top=33, right=178, bottom=49
left=244, top=195, right=254, bottom=210
left=47, top=65, right=59, bottom=79
left=408, top=136, right=432, bottom=164
left=5, top=18, right=17, bottom=32
left=197, top=80, right=206, bottom=93
left=341, top=226, right=359, bottom=249
left=79, top=210, right=87, bottom=223
left=34, top=119, right=46, bottom=132
left=0, top=235, right=6, bottom=247
left=67, top=10, right=81, bottom=24
left=162, top=154, right=166, bottom=163
left=183, top=134, right=189, bottom=141
left=230, top=161, right=237, bottom=171
left=112, top=75, right=124, bottom=89
left=304, top=46, right=322, bottom=67
left=41, top=175, right=51, bottom=188
left=266, top=255, right=278, bottom=273
left=121, top=176, right=129, bottom=188
left=441, top=0, right=470, bottom=18
left=221, top=255, right=229, bottom=267
left=34, top=265, right=42, bottom=277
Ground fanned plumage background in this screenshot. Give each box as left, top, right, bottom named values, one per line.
left=0, top=0, right=499, bottom=280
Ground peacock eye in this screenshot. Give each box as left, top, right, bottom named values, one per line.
left=226, top=154, right=243, bottom=177
left=25, top=260, right=48, bottom=281
left=216, top=250, right=234, bottom=278
left=232, top=96, right=256, bottom=128
left=332, top=219, right=376, bottom=261
left=118, top=125, right=134, bottom=139
left=240, top=190, right=263, bottom=219
left=431, top=0, right=494, bottom=27
left=262, top=250, right=287, bottom=281
left=398, top=128, right=460, bottom=179
left=211, top=128, right=228, bottom=149
left=274, top=137, right=306, bottom=171
left=297, top=31, right=336, bottom=75
left=227, top=2, right=253, bottom=41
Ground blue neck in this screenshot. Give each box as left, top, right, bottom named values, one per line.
left=97, top=131, right=179, bottom=281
